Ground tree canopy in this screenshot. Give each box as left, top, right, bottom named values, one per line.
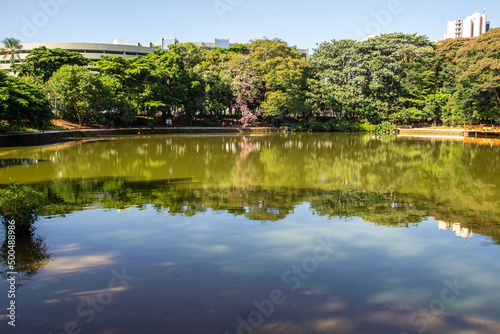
left=2, top=30, right=500, bottom=128
left=0, top=71, right=53, bottom=129
left=443, top=29, right=500, bottom=123
left=48, top=65, right=109, bottom=125
left=15, top=46, right=90, bottom=82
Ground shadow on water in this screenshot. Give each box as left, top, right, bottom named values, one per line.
left=0, top=159, right=46, bottom=168
left=0, top=231, right=52, bottom=289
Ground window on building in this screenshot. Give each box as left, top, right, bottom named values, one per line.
left=215, top=39, right=230, bottom=48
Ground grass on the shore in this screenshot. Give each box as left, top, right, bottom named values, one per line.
left=0, top=118, right=477, bottom=133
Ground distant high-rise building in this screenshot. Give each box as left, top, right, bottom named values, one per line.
left=444, top=11, right=490, bottom=39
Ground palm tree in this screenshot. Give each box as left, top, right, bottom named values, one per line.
left=1, top=38, right=23, bottom=71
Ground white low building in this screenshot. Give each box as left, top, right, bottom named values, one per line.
left=0, top=41, right=156, bottom=75
left=1, top=38, right=309, bottom=75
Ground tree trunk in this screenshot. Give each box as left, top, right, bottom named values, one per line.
left=494, top=88, right=500, bottom=103
left=163, top=107, right=172, bottom=120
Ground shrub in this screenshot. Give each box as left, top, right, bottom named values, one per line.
left=290, top=118, right=379, bottom=133
left=291, top=123, right=307, bottom=132
left=351, top=123, right=377, bottom=132
left=302, top=117, right=329, bottom=132
left=375, top=121, right=398, bottom=134
left=0, top=183, right=46, bottom=235
left=327, top=118, right=351, bottom=132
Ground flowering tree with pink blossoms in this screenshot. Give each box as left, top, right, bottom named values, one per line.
left=229, top=56, right=264, bottom=127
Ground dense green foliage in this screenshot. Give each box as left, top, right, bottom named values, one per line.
left=98, top=51, right=194, bottom=127
left=439, top=30, right=500, bottom=124
left=1, top=30, right=499, bottom=128
left=310, top=34, right=434, bottom=123
left=0, top=183, right=47, bottom=235
left=0, top=71, right=53, bottom=129
left=48, top=64, right=110, bottom=125
left=15, top=46, right=90, bottom=82
left=0, top=182, right=51, bottom=284
left=310, top=31, right=499, bottom=125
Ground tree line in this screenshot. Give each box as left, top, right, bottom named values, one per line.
left=1, top=30, right=499, bottom=130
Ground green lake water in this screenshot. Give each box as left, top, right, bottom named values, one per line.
left=0, top=133, right=500, bottom=334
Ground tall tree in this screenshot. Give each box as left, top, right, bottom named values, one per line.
left=15, top=46, right=90, bottom=81
left=1, top=38, right=22, bottom=69
left=357, top=33, right=434, bottom=123
left=392, top=50, right=443, bottom=125
left=228, top=55, right=263, bottom=126
left=98, top=51, right=193, bottom=125
left=309, top=39, right=359, bottom=118
left=198, top=64, right=232, bottom=117
left=48, top=65, right=109, bottom=125
left=249, top=38, right=301, bottom=67
left=0, top=71, right=53, bottom=129
left=144, top=51, right=190, bottom=121
left=167, top=42, right=208, bottom=70
left=205, top=43, right=248, bottom=65
left=248, top=38, right=307, bottom=122
left=260, top=57, right=309, bottom=120
left=435, top=37, right=471, bottom=125
left=311, top=34, right=435, bottom=124
left=97, top=56, right=136, bottom=123
left=452, top=28, right=500, bottom=123
left=183, top=71, right=206, bottom=121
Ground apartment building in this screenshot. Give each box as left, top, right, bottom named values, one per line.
left=444, top=11, right=490, bottom=39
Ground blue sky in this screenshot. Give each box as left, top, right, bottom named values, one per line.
left=1, top=0, right=498, bottom=52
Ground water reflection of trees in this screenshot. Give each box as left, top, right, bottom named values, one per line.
left=34, top=178, right=500, bottom=242
left=0, top=233, right=52, bottom=289
left=2, top=134, right=500, bottom=241
left=308, top=191, right=430, bottom=227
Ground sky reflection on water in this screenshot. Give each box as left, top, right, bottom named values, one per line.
left=0, top=134, right=499, bottom=333
left=0, top=203, right=497, bottom=333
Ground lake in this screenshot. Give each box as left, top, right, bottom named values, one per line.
left=1, top=133, right=500, bottom=334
